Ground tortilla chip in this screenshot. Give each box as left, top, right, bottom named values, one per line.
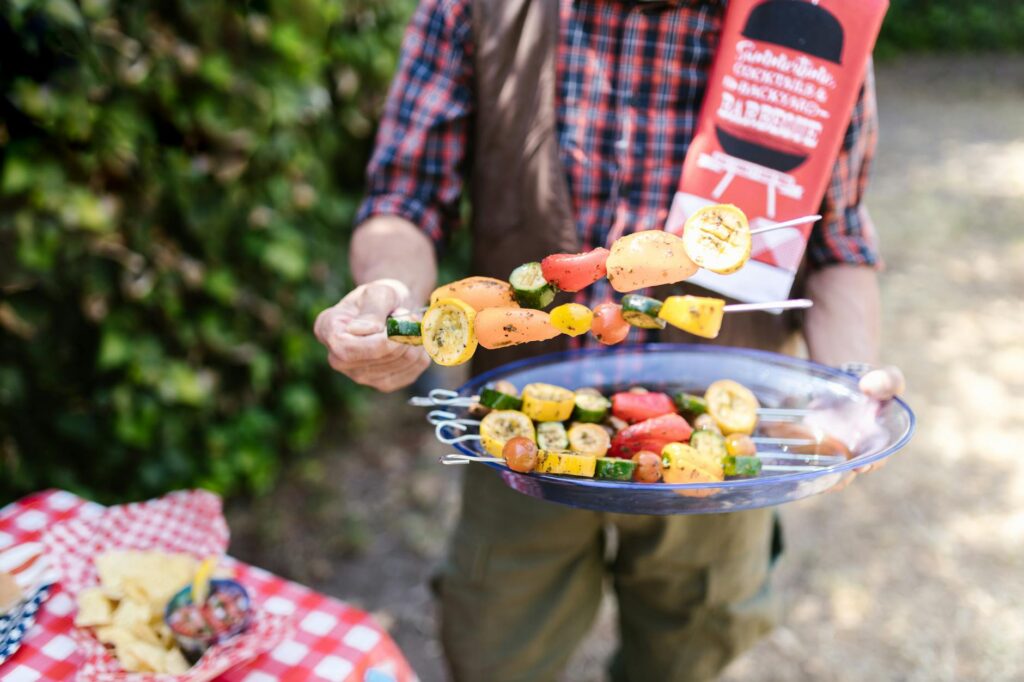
left=111, top=597, right=151, bottom=630
left=124, top=640, right=168, bottom=673
left=96, top=551, right=198, bottom=607
left=95, top=625, right=136, bottom=648
left=75, top=587, right=113, bottom=627
left=153, top=621, right=175, bottom=647
left=114, top=639, right=145, bottom=673
left=165, top=647, right=191, bottom=674
left=127, top=620, right=163, bottom=647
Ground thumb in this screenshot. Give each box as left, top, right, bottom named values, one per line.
left=347, top=283, right=403, bottom=336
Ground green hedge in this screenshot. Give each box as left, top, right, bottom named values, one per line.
left=877, top=1, right=1024, bottom=56
left=0, top=0, right=415, bottom=503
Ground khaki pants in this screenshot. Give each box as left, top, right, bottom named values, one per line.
left=437, top=464, right=782, bottom=682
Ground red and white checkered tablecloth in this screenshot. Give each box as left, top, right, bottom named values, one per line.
left=0, top=490, right=418, bottom=682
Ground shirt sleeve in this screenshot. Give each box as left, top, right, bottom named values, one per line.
left=806, top=63, right=880, bottom=268
left=355, top=0, right=474, bottom=246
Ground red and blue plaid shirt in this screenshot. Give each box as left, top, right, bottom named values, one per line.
left=358, top=0, right=880, bottom=305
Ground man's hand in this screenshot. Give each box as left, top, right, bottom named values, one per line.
left=858, top=366, right=905, bottom=402
left=314, top=279, right=430, bottom=393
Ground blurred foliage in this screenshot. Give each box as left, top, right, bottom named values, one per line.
left=877, top=0, right=1024, bottom=57
left=0, top=0, right=416, bottom=503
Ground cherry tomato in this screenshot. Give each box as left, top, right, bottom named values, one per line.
left=632, top=450, right=663, bottom=483
left=611, top=392, right=677, bottom=423
left=540, top=248, right=610, bottom=292
left=609, top=414, right=694, bottom=458
left=503, top=436, right=539, bottom=473
left=591, top=303, right=630, bottom=345
left=725, top=433, right=757, bottom=456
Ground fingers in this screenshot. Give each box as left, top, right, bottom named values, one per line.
left=327, top=345, right=430, bottom=392
left=348, top=284, right=404, bottom=337
left=859, top=366, right=906, bottom=401
left=314, top=280, right=429, bottom=392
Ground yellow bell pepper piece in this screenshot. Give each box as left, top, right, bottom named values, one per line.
left=660, top=442, right=723, bottom=497
left=658, top=295, right=725, bottom=339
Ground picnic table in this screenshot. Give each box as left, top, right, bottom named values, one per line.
left=0, top=490, right=417, bottom=682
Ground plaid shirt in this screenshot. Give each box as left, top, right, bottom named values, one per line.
left=358, top=0, right=880, bottom=306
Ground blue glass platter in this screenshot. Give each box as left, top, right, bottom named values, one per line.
left=440, top=344, right=915, bottom=515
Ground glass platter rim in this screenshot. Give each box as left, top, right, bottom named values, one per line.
left=451, top=343, right=916, bottom=491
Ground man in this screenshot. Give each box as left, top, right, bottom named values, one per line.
left=315, top=1, right=904, bottom=679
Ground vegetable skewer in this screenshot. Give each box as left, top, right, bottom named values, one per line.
left=437, top=453, right=837, bottom=475
left=433, top=421, right=836, bottom=464
left=410, top=389, right=813, bottom=422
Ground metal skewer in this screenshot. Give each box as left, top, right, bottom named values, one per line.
left=723, top=299, right=813, bottom=313
left=411, top=389, right=812, bottom=421
left=438, top=453, right=839, bottom=475
left=748, top=214, right=822, bottom=236
left=433, top=424, right=838, bottom=465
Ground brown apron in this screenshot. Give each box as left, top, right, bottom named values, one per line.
left=436, top=3, right=791, bottom=680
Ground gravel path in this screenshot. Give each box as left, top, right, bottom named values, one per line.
left=227, top=56, right=1024, bottom=682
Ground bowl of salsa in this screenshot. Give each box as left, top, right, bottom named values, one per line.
left=165, top=578, right=251, bottom=661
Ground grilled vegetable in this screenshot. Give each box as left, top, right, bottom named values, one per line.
left=549, top=303, right=593, bottom=337
left=611, top=391, right=676, bottom=424
left=673, top=392, right=708, bottom=416
left=631, top=451, right=663, bottom=483
left=567, top=423, right=611, bottom=457
left=705, top=379, right=760, bottom=435
left=521, top=383, right=576, bottom=422
left=503, top=436, right=538, bottom=473
left=572, top=393, right=611, bottom=423
left=725, top=433, right=757, bottom=456
left=591, top=303, right=631, bottom=345
left=660, top=442, right=723, bottom=497
left=540, top=248, right=610, bottom=292
left=480, top=381, right=523, bottom=411
left=605, top=231, right=698, bottom=292
left=723, top=455, right=762, bottom=477
left=536, top=450, right=597, bottom=477
left=421, top=298, right=478, bottom=366
left=620, top=294, right=667, bottom=330
left=689, top=429, right=728, bottom=461
left=693, top=413, right=721, bottom=434
left=385, top=317, right=422, bottom=345
left=682, top=204, right=751, bottom=275
left=430, top=276, right=518, bottom=311
left=509, top=262, right=556, bottom=309
left=595, top=457, right=636, bottom=481
left=480, top=410, right=536, bottom=458
left=537, top=421, right=570, bottom=451
left=609, top=413, right=693, bottom=459
left=475, top=307, right=560, bottom=349
left=658, top=295, right=725, bottom=339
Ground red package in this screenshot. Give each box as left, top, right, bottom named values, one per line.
left=665, top=0, right=888, bottom=303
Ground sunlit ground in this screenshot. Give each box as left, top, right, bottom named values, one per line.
left=714, top=56, right=1024, bottom=682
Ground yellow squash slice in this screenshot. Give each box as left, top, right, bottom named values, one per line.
left=682, top=204, right=751, bottom=275
left=535, top=450, right=597, bottom=477
left=480, top=410, right=536, bottom=458
left=421, top=298, right=478, bottom=366
left=521, top=383, right=576, bottom=422
left=705, top=379, right=760, bottom=435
